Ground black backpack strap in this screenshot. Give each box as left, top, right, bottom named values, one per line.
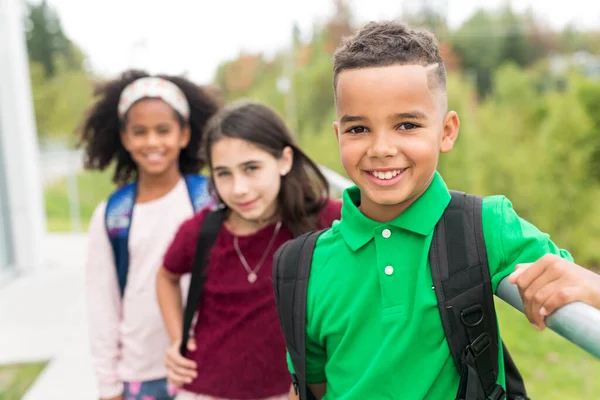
left=273, top=230, right=325, bottom=400
left=180, top=209, right=225, bottom=356
left=503, top=343, right=529, bottom=400
left=429, top=191, right=505, bottom=400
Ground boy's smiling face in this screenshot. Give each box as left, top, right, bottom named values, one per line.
left=334, top=64, right=459, bottom=222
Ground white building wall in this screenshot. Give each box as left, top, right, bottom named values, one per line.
left=0, top=0, right=48, bottom=280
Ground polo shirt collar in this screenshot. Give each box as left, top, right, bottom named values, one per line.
left=339, top=171, right=451, bottom=251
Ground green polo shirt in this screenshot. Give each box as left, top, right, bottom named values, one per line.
left=289, top=171, right=572, bottom=399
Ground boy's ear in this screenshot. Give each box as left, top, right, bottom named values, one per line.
left=333, top=121, right=341, bottom=143
left=440, top=111, right=460, bottom=153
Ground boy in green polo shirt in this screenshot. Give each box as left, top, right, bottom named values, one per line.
left=285, top=20, right=595, bottom=400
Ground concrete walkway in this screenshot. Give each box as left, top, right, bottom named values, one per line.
left=0, top=233, right=98, bottom=399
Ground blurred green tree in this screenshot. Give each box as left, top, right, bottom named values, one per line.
left=24, top=1, right=93, bottom=139
left=25, top=0, right=78, bottom=78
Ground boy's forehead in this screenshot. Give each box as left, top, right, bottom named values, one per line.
left=337, top=64, right=431, bottom=89
left=335, top=64, right=439, bottom=115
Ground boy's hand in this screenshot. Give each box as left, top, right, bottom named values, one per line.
left=165, top=338, right=198, bottom=387
left=509, top=254, right=600, bottom=330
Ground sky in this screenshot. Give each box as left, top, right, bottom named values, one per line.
left=42, top=0, right=600, bottom=84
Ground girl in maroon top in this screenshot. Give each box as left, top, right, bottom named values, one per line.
left=156, top=102, right=342, bottom=400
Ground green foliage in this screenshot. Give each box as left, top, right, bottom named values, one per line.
left=295, top=54, right=335, bottom=137
left=451, top=10, right=503, bottom=96
left=25, top=1, right=74, bottom=78
left=437, top=72, right=481, bottom=192
left=451, top=5, right=563, bottom=97
left=0, top=362, right=47, bottom=400
left=30, top=58, right=93, bottom=140
left=299, top=107, right=344, bottom=176
left=442, top=64, right=600, bottom=265
left=532, top=89, right=599, bottom=261
left=558, top=25, right=600, bottom=55
left=402, top=4, right=448, bottom=39
left=25, top=1, right=94, bottom=139
left=45, top=170, right=113, bottom=232
left=575, top=78, right=600, bottom=182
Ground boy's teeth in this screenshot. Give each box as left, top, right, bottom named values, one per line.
left=371, top=169, right=402, bottom=180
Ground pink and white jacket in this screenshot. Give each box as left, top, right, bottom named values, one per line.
left=85, top=179, right=192, bottom=398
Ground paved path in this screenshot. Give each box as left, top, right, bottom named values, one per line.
left=0, top=233, right=98, bottom=399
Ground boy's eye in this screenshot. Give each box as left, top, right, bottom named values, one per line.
left=132, top=130, right=145, bottom=136
left=245, top=165, right=258, bottom=173
left=346, top=126, right=368, bottom=134
left=215, top=171, right=230, bottom=178
left=158, top=128, right=171, bottom=134
left=398, top=123, right=419, bottom=130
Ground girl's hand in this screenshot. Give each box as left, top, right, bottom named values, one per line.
left=165, top=338, right=198, bottom=387
left=101, top=395, right=123, bottom=400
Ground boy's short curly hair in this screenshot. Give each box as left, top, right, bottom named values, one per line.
left=333, top=21, right=446, bottom=96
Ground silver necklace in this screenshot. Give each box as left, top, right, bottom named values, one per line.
left=233, top=221, right=283, bottom=283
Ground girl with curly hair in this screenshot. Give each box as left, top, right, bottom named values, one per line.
left=80, top=69, right=220, bottom=400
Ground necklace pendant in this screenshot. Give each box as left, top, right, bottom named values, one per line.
left=248, top=272, right=258, bottom=283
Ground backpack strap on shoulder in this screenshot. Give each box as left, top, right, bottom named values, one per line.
left=429, top=191, right=504, bottom=400
left=180, top=208, right=225, bottom=356
left=273, top=230, right=325, bottom=400
left=183, top=174, right=212, bottom=212
left=105, top=182, right=137, bottom=297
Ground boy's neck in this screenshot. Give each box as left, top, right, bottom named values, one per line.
left=358, top=175, right=435, bottom=222
left=359, top=196, right=418, bottom=223
left=136, top=167, right=182, bottom=204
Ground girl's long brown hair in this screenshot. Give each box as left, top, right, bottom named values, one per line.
left=202, top=102, right=330, bottom=237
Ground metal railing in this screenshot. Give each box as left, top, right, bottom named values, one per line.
left=497, top=280, right=600, bottom=359
left=320, top=166, right=600, bottom=360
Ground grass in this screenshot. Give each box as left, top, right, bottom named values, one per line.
left=0, top=362, right=47, bottom=400
left=44, top=170, right=113, bottom=232
left=43, top=171, right=600, bottom=398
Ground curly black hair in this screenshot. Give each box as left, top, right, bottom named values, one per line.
left=78, top=69, right=221, bottom=185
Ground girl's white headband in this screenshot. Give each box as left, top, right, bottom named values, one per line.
left=117, top=77, right=190, bottom=120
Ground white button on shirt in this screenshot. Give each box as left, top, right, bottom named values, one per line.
left=385, top=265, right=394, bottom=275
left=382, top=229, right=391, bottom=238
